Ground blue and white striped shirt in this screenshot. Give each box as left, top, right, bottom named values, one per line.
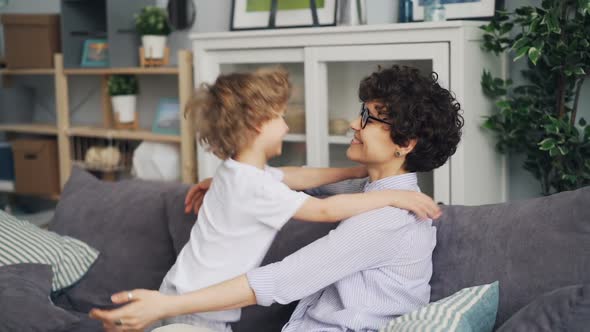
left=247, top=173, right=436, bottom=331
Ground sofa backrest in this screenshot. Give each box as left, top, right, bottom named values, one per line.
left=431, top=186, right=590, bottom=327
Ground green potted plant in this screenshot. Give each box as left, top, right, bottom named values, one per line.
left=108, top=75, right=139, bottom=124
left=480, top=0, right=590, bottom=195
left=135, top=6, right=171, bottom=59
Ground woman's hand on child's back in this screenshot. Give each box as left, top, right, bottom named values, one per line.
left=389, top=191, right=442, bottom=220
left=184, top=177, right=213, bottom=215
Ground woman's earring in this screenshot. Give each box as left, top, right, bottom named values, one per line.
left=394, top=151, right=402, bottom=157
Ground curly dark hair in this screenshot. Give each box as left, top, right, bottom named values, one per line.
left=358, top=65, right=464, bottom=173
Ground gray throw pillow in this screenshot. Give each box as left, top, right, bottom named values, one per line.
left=431, top=186, right=590, bottom=328
left=49, top=168, right=177, bottom=312
left=498, top=284, right=590, bottom=332
left=0, top=264, right=80, bottom=332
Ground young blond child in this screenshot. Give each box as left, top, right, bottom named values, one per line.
left=153, top=68, right=440, bottom=331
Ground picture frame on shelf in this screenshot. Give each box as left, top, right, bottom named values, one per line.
left=413, top=0, right=503, bottom=21
left=152, top=98, right=180, bottom=135
left=81, top=39, right=109, bottom=67
left=231, top=0, right=337, bottom=31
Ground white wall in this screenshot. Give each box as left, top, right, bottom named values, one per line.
left=2, top=0, right=588, bottom=200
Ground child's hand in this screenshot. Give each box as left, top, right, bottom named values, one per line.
left=390, top=191, right=442, bottom=220
left=184, top=177, right=213, bottom=215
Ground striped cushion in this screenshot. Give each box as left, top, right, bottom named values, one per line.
left=0, top=210, right=99, bottom=292
left=381, top=282, right=499, bottom=332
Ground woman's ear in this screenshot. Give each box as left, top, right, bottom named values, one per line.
left=400, top=139, right=417, bottom=155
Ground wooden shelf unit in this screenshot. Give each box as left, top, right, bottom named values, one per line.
left=63, top=67, right=179, bottom=75
left=68, top=126, right=181, bottom=143
left=0, top=50, right=196, bottom=191
left=0, top=124, right=58, bottom=135
left=0, top=68, right=55, bottom=75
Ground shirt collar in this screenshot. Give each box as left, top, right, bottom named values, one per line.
left=363, top=173, right=418, bottom=192
left=226, top=158, right=265, bottom=173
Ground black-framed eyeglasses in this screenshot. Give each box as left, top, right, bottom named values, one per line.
left=360, top=103, right=393, bottom=129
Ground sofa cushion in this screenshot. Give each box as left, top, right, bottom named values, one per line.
left=497, top=284, right=590, bottom=332
left=431, top=186, right=590, bottom=327
left=382, top=281, right=499, bottom=332
left=49, top=168, right=177, bottom=312
left=0, top=210, right=99, bottom=291
left=0, top=264, right=81, bottom=332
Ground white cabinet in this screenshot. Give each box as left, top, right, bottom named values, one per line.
left=191, top=21, right=507, bottom=205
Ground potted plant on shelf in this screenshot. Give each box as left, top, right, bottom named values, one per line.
left=108, top=75, right=139, bottom=126
left=135, top=6, right=171, bottom=59
left=480, top=0, right=590, bottom=195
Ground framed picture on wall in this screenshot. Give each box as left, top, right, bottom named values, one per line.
left=152, top=98, right=180, bottom=135
left=413, top=0, right=503, bottom=21
left=231, top=0, right=337, bottom=31
left=81, top=39, right=109, bottom=67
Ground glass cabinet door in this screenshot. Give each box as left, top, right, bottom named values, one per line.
left=306, top=43, right=450, bottom=204
left=195, top=48, right=307, bottom=177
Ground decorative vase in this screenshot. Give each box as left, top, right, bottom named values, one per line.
left=141, top=35, right=167, bottom=59
left=285, top=105, right=306, bottom=134
left=329, top=118, right=350, bottom=136
left=111, top=95, right=137, bottom=124
left=399, top=0, right=413, bottom=23
left=337, top=0, right=367, bottom=26
left=424, top=0, right=446, bottom=22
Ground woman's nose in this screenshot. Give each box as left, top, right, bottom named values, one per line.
left=350, top=116, right=361, bottom=131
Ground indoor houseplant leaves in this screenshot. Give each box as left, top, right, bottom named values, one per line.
left=480, top=0, right=590, bottom=195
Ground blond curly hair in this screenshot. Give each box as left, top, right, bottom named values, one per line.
left=186, top=67, right=291, bottom=160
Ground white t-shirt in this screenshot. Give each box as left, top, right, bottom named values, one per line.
left=162, top=159, right=310, bottom=322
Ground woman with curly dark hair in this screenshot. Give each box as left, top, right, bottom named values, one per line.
left=352, top=65, right=463, bottom=175
left=92, top=65, right=464, bottom=332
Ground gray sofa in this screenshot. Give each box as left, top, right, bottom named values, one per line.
left=46, top=168, right=589, bottom=331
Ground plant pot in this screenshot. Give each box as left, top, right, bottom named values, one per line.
left=111, top=95, right=137, bottom=124
left=141, top=35, right=167, bottom=59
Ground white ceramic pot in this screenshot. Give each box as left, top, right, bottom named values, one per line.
left=141, top=35, right=167, bottom=59
left=111, top=95, right=137, bottom=123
